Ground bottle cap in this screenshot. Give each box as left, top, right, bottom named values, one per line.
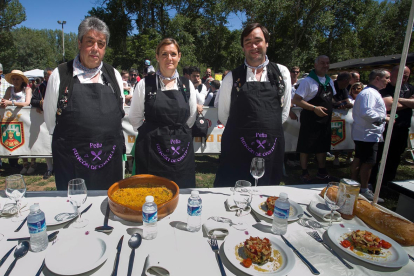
left=279, top=193, right=288, bottom=200
left=30, top=203, right=40, bottom=212
left=145, top=196, right=154, bottom=202
left=191, top=191, right=199, bottom=196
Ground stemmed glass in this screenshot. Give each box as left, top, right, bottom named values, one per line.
left=5, top=174, right=27, bottom=222
left=68, top=179, right=88, bottom=228
left=250, top=157, right=265, bottom=193
left=231, top=180, right=252, bottom=230
left=324, top=182, right=346, bottom=226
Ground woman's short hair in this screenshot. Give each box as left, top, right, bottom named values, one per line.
left=241, top=23, right=270, bottom=47
left=78, top=17, right=110, bottom=46
left=156, top=38, right=180, bottom=55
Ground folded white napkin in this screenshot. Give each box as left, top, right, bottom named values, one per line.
left=309, top=194, right=342, bottom=222
left=202, top=219, right=229, bottom=239
left=144, top=253, right=173, bottom=276
left=225, top=197, right=251, bottom=216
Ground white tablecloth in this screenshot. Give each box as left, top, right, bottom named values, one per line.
left=1, top=185, right=413, bottom=276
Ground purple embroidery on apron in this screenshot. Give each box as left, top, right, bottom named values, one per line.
left=171, top=146, right=180, bottom=155
left=256, top=140, right=266, bottom=149
left=156, top=142, right=190, bottom=163
left=73, top=145, right=116, bottom=169
left=240, top=137, right=277, bottom=157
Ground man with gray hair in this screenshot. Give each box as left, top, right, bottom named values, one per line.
left=0, top=63, right=12, bottom=99
left=292, top=55, right=337, bottom=183
left=44, top=16, right=125, bottom=190
left=351, top=69, right=390, bottom=202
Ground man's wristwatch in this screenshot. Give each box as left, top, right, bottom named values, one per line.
left=11, top=100, right=15, bottom=106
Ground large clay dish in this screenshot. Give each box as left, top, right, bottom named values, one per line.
left=107, top=174, right=179, bottom=222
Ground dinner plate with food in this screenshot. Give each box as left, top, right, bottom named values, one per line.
left=223, top=232, right=295, bottom=275
left=327, top=224, right=409, bottom=267
left=251, top=195, right=304, bottom=221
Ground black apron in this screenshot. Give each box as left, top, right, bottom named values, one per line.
left=134, top=77, right=196, bottom=188
left=296, top=80, right=333, bottom=154
left=52, top=78, right=124, bottom=190
left=214, top=80, right=285, bottom=187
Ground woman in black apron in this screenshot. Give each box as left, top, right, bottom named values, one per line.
left=214, top=64, right=286, bottom=187
left=129, top=38, right=198, bottom=188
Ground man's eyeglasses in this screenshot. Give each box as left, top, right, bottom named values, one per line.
left=84, top=39, right=106, bottom=49
left=291, top=71, right=300, bottom=74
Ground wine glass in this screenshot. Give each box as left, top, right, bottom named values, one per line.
left=231, top=180, right=252, bottom=230
left=68, top=179, right=88, bottom=228
left=250, top=157, right=265, bottom=193
left=5, top=174, right=27, bottom=222
left=324, top=182, right=346, bottom=226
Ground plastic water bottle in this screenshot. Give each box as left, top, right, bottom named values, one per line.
left=142, top=196, right=158, bottom=240
left=271, top=193, right=290, bottom=235
left=27, top=203, right=48, bottom=252
left=187, top=191, right=202, bottom=232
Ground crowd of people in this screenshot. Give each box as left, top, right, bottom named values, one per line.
left=0, top=17, right=413, bottom=202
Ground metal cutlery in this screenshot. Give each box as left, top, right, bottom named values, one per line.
left=208, top=235, right=226, bottom=276
left=63, top=203, right=92, bottom=228
left=408, top=254, right=414, bottom=262
left=111, top=235, right=124, bottom=276
left=127, top=233, right=142, bottom=276
left=281, top=235, right=320, bottom=275
left=95, top=202, right=114, bottom=233
left=4, top=241, right=29, bottom=276
left=35, top=259, right=46, bottom=276
left=7, top=230, right=59, bottom=242
left=14, top=216, right=28, bottom=232
left=307, top=231, right=353, bottom=269
left=0, top=246, right=16, bottom=267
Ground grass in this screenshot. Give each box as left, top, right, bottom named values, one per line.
left=2, top=153, right=414, bottom=211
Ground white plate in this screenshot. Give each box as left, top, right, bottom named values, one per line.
left=45, top=202, right=77, bottom=226
left=251, top=196, right=303, bottom=221
left=223, top=232, right=295, bottom=275
left=45, top=232, right=109, bottom=275
left=327, top=224, right=409, bottom=268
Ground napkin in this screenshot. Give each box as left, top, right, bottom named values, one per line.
left=202, top=219, right=229, bottom=239
left=144, top=253, right=174, bottom=276
left=309, top=194, right=342, bottom=222
left=225, top=197, right=251, bottom=216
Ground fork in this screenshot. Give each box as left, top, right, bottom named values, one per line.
left=307, top=231, right=353, bottom=269
left=208, top=235, right=227, bottom=276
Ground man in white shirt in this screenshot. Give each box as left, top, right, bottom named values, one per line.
left=43, top=17, right=125, bottom=190
left=189, top=66, right=207, bottom=113
left=351, top=69, right=390, bottom=202
left=292, top=55, right=337, bottom=183
left=214, top=23, right=291, bottom=187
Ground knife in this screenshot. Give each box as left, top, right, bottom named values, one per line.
left=281, top=235, right=320, bottom=275
left=35, top=259, right=45, bottom=276
left=409, top=254, right=414, bottom=262
left=111, top=235, right=124, bottom=276
left=0, top=246, right=16, bottom=267
left=7, top=231, right=59, bottom=242
left=14, top=216, right=28, bottom=232
left=64, top=203, right=92, bottom=228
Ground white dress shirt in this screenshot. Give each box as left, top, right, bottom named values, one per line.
left=218, top=64, right=292, bottom=126
left=352, top=86, right=387, bottom=142
left=43, top=67, right=125, bottom=135
left=295, top=76, right=336, bottom=102
left=195, top=83, right=208, bottom=105
left=129, top=77, right=197, bottom=131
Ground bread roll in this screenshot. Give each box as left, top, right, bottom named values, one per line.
left=320, top=187, right=414, bottom=246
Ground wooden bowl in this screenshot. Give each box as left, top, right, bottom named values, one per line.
left=107, top=174, right=179, bottom=222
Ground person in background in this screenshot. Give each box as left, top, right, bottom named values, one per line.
left=204, top=79, right=220, bottom=107
left=31, top=68, right=54, bottom=179
left=292, top=55, right=337, bottom=183
left=128, top=68, right=139, bottom=88
left=348, top=82, right=364, bottom=104
left=43, top=16, right=125, bottom=190
left=286, top=66, right=301, bottom=167
left=351, top=69, right=390, bottom=202
left=348, top=71, right=361, bottom=90
left=129, top=38, right=197, bottom=187
left=121, top=70, right=133, bottom=106
left=0, top=63, right=12, bottom=99
left=183, top=66, right=190, bottom=80
left=1, top=70, right=34, bottom=173
left=189, top=66, right=207, bottom=114
left=202, top=68, right=212, bottom=83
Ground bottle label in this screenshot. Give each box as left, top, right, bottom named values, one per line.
left=28, top=218, right=46, bottom=234
left=187, top=205, right=202, bottom=216
left=273, top=206, right=289, bottom=219
left=143, top=211, right=157, bottom=223
left=339, top=194, right=356, bottom=215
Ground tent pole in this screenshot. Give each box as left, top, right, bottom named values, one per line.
left=372, top=0, right=414, bottom=205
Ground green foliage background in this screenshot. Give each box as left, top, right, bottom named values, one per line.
left=0, top=0, right=413, bottom=75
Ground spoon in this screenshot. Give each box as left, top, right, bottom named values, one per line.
left=127, top=233, right=142, bottom=276
left=4, top=241, right=29, bottom=276
left=95, top=202, right=113, bottom=233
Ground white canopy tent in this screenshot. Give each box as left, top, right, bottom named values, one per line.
left=23, top=69, right=44, bottom=79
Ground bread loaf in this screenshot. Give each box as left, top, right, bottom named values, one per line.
left=320, top=187, right=414, bottom=246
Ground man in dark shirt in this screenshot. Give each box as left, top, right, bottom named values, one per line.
left=333, top=72, right=353, bottom=109
left=371, top=65, right=414, bottom=187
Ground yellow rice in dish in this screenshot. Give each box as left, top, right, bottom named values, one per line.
left=112, top=184, right=173, bottom=208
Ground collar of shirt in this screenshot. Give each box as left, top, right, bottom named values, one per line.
left=246, top=66, right=269, bottom=82
left=73, top=55, right=103, bottom=82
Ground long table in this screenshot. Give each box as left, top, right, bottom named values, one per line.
left=1, top=185, right=414, bottom=275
